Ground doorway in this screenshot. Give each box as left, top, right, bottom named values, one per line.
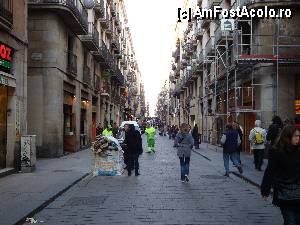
left=0, top=85, right=7, bottom=169
left=241, top=112, right=256, bottom=153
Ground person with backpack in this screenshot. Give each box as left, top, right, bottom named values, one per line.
left=249, top=120, right=267, bottom=171
left=220, top=123, right=243, bottom=177
left=174, top=123, right=194, bottom=183
left=261, top=125, right=300, bottom=225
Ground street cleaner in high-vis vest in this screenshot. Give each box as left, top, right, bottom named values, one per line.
left=145, top=124, right=156, bottom=153
left=102, top=124, right=113, bottom=136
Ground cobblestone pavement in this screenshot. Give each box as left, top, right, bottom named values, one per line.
left=27, top=136, right=282, bottom=225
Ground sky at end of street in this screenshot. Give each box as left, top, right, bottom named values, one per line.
left=124, top=0, right=182, bottom=116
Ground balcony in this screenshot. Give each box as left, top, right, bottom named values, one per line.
left=209, top=0, right=222, bottom=9
left=67, top=51, right=77, bottom=77
left=205, top=37, right=215, bottom=56
left=214, top=24, right=233, bottom=44
left=114, top=12, right=120, bottom=26
left=110, top=3, right=116, bottom=17
left=172, top=63, right=176, bottom=71
left=105, top=22, right=113, bottom=38
left=94, top=0, right=105, bottom=18
left=111, top=36, right=121, bottom=54
left=113, top=66, right=124, bottom=85
left=83, top=66, right=91, bottom=86
left=196, top=27, right=204, bottom=40
left=93, top=40, right=114, bottom=69
left=28, top=0, right=88, bottom=34
left=0, top=0, right=13, bottom=29
left=100, top=11, right=109, bottom=29
left=173, top=48, right=180, bottom=63
left=117, top=21, right=122, bottom=33
left=79, top=22, right=99, bottom=51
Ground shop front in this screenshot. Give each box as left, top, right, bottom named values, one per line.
left=63, top=89, right=76, bottom=153
left=0, top=85, right=7, bottom=169
left=0, top=41, right=16, bottom=169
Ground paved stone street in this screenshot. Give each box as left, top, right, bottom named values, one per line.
left=27, top=136, right=282, bottom=225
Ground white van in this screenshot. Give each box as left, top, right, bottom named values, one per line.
left=118, top=121, right=141, bottom=143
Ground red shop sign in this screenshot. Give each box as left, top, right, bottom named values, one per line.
left=0, top=42, right=14, bottom=72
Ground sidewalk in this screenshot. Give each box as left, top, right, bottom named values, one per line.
left=0, top=149, right=92, bottom=225
left=194, top=143, right=267, bottom=187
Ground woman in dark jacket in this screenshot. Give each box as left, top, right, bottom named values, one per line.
left=192, top=124, right=200, bottom=149
left=221, top=124, right=243, bottom=177
left=124, top=124, right=142, bottom=176
left=174, top=123, right=194, bottom=183
left=261, top=125, right=300, bottom=224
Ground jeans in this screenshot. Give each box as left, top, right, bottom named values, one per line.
left=223, top=152, right=240, bottom=173
left=280, top=207, right=300, bottom=225
left=194, top=139, right=199, bottom=149
left=253, top=149, right=264, bottom=170
left=128, top=154, right=139, bottom=174
left=179, top=157, right=190, bottom=180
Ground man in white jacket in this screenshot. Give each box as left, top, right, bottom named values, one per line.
left=249, top=120, right=267, bottom=171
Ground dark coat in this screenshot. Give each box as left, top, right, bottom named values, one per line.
left=237, top=128, right=243, bottom=152
left=267, top=124, right=282, bottom=146
left=261, top=146, right=300, bottom=208
left=124, top=130, right=143, bottom=155
left=223, top=129, right=239, bottom=154
left=192, top=127, right=199, bottom=140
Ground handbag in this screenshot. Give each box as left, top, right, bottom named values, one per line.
left=275, top=177, right=300, bottom=201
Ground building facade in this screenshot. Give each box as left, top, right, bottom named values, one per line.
left=27, top=0, right=145, bottom=157
left=168, top=0, right=300, bottom=153
left=0, top=0, right=28, bottom=170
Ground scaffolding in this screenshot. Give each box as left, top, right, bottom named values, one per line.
left=201, top=5, right=300, bottom=146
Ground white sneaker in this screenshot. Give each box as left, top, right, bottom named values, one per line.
left=185, top=175, right=190, bottom=182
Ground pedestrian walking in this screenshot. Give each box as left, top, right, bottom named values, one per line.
left=192, top=124, right=200, bottom=149
left=261, top=125, right=300, bottom=225
left=124, top=124, right=142, bottom=176
left=96, top=123, right=103, bottom=136
left=220, top=124, right=243, bottom=177
left=102, top=125, right=113, bottom=136
left=233, top=121, right=243, bottom=164
left=164, top=124, right=168, bottom=136
left=145, top=124, right=156, bottom=153
left=112, top=122, right=119, bottom=138
left=174, top=123, right=194, bottom=183
left=249, top=120, right=267, bottom=171
left=295, top=116, right=300, bottom=130
left=267, top=116, right=283, bottom=147
left=172, top=125, right=179, bottom=140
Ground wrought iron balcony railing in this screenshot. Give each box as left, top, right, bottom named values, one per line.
left=94, top=0, right=105, bottom=18
left=28, top=0, right=88, bottom=34
left=100, top=11, right=109, bottom=29
left=0, top=0, right=13, bottom=29
left=79, top=22, right=99, bottom=50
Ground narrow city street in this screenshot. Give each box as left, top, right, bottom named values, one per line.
left=27, top=136, right=282, bottom=225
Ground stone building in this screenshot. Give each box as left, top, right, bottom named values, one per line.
left=27, top=0, right=145, bottom=157
left=169, top=0, right=300, bottom=153
left=0, top=0, right=28, bottom=171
